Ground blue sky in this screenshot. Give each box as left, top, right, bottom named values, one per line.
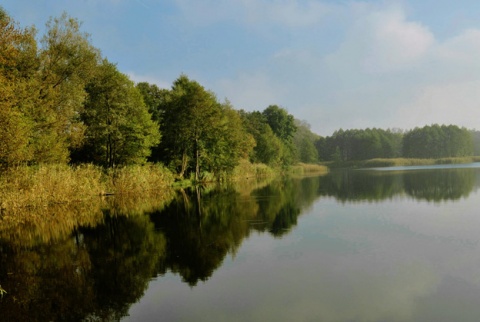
left=3, top=0, right=480, bottom=136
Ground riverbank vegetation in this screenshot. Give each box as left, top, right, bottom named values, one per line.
left=0, top=164, right=175, bottom=210
left=2, top=8, right=480, bottom=208
left=324, top=156, right=480, bottom=169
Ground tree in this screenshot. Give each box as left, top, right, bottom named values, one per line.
left=240, top=110, right=284, bottom=166
left=205, top=101, right=255, bottom=176
left=73, top=59, right=160, bottom=167
left=158, top=75, right=253, bottom=180
left=0, top=10, right=36, bottom=166
left=402, top=124, right=473, bottom=158
left=262, top=105, right=297, bottom=142
left=293, top=120, right=319, bottom=163
left=31, top=13, right=100, bottom=163
left=135, top=82, right=169, bottom=124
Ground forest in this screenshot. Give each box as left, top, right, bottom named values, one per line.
left=1, top=8, right=480, bottom=182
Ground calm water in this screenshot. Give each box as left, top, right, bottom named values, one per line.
left=2, top=164, right=480, bottom=321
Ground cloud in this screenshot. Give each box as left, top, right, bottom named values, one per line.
left=172, top=1, right=480, bottom=135
left=240, top=0, right=331, bottom=28
left=216, top=72, right=283, bottom=110
left=326, top=5, right=435, bottom=74
left=392, top=80, right=480, bottom=130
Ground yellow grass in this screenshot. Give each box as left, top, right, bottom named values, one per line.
left=0, top=163, right=175, bottom=211
left=231, top=159, right=276, bottom=180
left=108, top=163, right=175, bottom=196
left=289, top=163, right=329, bottom=175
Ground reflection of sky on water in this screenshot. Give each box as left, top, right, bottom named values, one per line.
left=126, top=188, right=480, bottom=321
left=367, top=161, right=480, bottom=171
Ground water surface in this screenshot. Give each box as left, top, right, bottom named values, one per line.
left=2, top=167, right=480, bottom=321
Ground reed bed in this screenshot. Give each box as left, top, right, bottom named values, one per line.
left=108, top=163, right=175, bottom=196
left=0, top=163, right=175, bottom=211
left=325, top=157, right=480, bottom=169
left=0, top=164, right=106, bottom=210
left=363, top=158, right=435, bottom=167
left=231, top=159, right=276, bottom=180
left=289, top=163, right=329, bottom=175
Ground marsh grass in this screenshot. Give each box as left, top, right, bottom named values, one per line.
left=0, top=163, right=175, bottom=212
left=325, top=157, right=480, bottom=169
left=108, top=164, right=175, bottom=196
left=0, top=164, right=176, bottom=247
left=0, top=164, right=106, bottom=210
left=289, top=163, right=329, bottom=176
left=231, top=159, right=276, bottom=180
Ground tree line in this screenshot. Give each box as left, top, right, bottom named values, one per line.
left=318, top=125, right=477, bottom=162
left=0, top=9, right=314, bottom=180
left=1, top=9, right=479, bottom=180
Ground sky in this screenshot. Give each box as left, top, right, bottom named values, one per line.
left=3, top=0, right=480, bottom=136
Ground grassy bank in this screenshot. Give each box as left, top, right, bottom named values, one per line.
left=0, top=164, right=175, bottom=211
left=323, top=156, right=480, bottom=169
left=289, top=163, right=329, bottom=176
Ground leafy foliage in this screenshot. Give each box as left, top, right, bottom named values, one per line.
left=156, top=75, right=253, bottom=180
left=403, top=124, right=473, bottom=158
left=72, top=60, right=160, bottom=167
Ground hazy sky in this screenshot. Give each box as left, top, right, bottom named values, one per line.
left=3, top=0, right=480, bottom=135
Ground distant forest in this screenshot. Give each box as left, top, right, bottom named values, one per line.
left=2, top=9, right=480, bottom=180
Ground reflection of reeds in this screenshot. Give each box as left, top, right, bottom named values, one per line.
left=0, top=202, right=106, bottom=247
left=0, top=164, right=106, bottom=210
left=0, top=164, right=176, bottom=246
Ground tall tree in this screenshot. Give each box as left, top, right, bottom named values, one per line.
left=262, top=105, right=297, bottom=142
left=293, top=120, right=319, bottom=163
left=262, top=105, right=297, bottom=165
left=30, top=13, right=100, bottom=163
left=0, top=10, right=36, bottom=166
left=403, top=124, right=473, bottom=158
left=158, top=75, right=252, bottom=180
left=240, top=110, right=284, bottom=166
left=135, top=82, right=168, bottom=123
left=73, top=59, right=160, bottom=167
left=205, top=101, right=255, bottom=175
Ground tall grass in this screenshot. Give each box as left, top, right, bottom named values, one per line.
left=231, top=159, right=276, bottom=180
left=107, top=164, right=175, bottom=196
left=0, top=164, right=106, bottom=210
left=0, top=163, right=176, bottom=246
left=289, top=163, right=329, bottom=176
left=364, top=157, right=477, bottom=168
left=0, top=163, right=175, bottom=211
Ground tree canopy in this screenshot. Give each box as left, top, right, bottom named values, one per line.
left=1, top=8, right=478, bottom=176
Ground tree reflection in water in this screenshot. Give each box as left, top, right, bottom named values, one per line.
left=1, top=167, right=479, bottom=321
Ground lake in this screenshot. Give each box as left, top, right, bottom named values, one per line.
left=2, top=164, right=480, bottom=321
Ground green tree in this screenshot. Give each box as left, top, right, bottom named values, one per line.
left=261, top=105, right=297, bottom=166
left=135, top=82, right=169, bottom=124
left=0, top=10, right=36, bottom=166
left=240, top=110, right=284, bottom=166
left=262, top=105, right=297, bottom=142
left=73, top=59, right=160, bottom=167
left=293, top=119, right=319, bottom=163
left=158, top=75, right=252, bottom=180
left=402, top=124, right=472, bottom=158
left=31, top=13, right=100, bottom=163
left=205, top=101, right=255, bottom=176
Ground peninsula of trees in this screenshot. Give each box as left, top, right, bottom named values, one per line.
left=2, top=9, right=480, bottom=181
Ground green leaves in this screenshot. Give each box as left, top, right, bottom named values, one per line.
left=74, top=60, right=160, bottom=167
left=156, top=75, right=253, bottom=180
